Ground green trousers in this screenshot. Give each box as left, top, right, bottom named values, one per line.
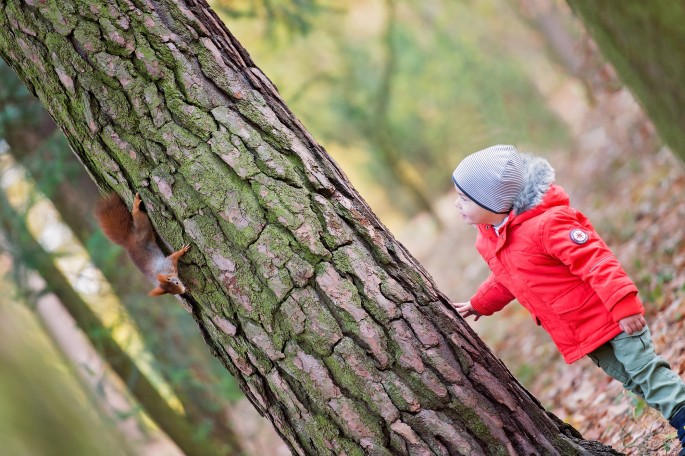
left=588, top=327, right=685, bottom=420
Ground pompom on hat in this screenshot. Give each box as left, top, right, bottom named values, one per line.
left=452, top=145, right=525, bottom=214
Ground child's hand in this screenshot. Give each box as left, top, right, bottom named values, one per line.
left=452, top=301, right=482, bottom=321
left=618, top=313, right=646, bottom=335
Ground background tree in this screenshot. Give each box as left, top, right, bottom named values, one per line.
left=566, top=1, right=685, bottom=162
left=0, top=291, right=130, bottom=456
left=0, top=1, right=618, bottom=454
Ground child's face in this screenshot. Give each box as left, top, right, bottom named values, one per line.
left=454, top=189, right=504, bottom=225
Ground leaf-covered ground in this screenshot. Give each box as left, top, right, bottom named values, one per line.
left=401, top=73, right=685, bottom=454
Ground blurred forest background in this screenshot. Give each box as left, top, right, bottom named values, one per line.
left=1, top=0, right=684, bottom=454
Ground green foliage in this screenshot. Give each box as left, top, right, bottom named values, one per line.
left=22, top=134, right=81, bottom=198
left=630, top=394, right=647, bottom=419
left=213, top=0, right=339, bottom=38
left=85, top=230, right=123, bottom=272
left=224, top=0, right=569, bottom=216
left=0, top=63, right=42, bottom=139
left=0, top=187, right=46, bottom=293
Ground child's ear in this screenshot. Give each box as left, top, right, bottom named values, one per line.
left=149, top=287, right=167, bottom=297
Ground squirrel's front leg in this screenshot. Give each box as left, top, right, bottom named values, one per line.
left=167, top=244, right=191, bottom=269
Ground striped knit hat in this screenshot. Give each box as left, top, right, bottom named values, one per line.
left=452, top=145, right=525, bottom=214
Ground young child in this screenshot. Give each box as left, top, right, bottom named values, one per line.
left=451, top=144, right=685, bottom=453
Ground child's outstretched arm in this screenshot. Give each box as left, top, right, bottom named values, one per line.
left=453, top=301, right=482, bottom=321
left=469, top=273, right=515, bottom=316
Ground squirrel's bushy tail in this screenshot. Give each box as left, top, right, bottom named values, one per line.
left=95, top=194, right=132, bottom=246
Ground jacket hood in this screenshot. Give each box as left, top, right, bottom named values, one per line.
left=512, top=154, right=556, bottom=214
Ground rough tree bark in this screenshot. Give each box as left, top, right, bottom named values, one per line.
left=566, top=1, right=685, bottom=162
left=0, top=1, right=620, bottom=454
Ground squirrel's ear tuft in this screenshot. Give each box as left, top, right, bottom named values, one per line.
left=149, top=287, right=167, bottom=297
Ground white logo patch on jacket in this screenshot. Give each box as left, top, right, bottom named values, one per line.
left=569, top=229, right=589, bottom=244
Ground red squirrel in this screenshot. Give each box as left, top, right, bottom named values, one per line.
left=95, top=192, right=190, bottom=296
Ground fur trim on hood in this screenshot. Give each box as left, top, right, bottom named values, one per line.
left=512, top=154, right=555, bottom=214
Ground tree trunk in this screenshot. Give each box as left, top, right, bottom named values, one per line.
left=565, top=1, right=685, bottom=162
left=0, top=1, right=619, bottom=454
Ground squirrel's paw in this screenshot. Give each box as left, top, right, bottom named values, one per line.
left=133, top=192, right=142, bottom=210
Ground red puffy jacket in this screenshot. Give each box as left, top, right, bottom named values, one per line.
left=470, top=184, right=644, bottom=364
